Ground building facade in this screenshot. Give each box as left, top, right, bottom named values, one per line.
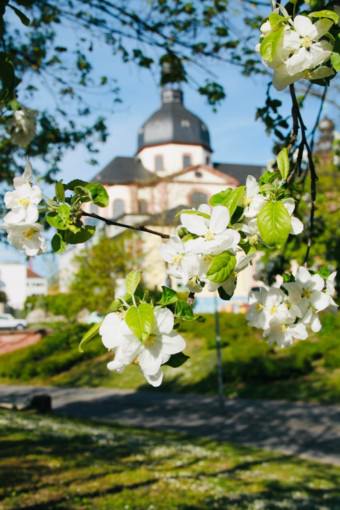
left=0, top=263, right=48, bottom=310
left=76, top=86, right=262, bottom=311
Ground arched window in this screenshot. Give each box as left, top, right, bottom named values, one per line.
left=190, top=191, right=208, bottom=208
left=183, top=153, right=192, bottom=168
left=155, top=154, right=164, bottom=172
left=112, top=198, right=125, bottom=218
left=138, top=199, right=148, bottom=213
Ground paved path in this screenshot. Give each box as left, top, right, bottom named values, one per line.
left=0, top=330, right=43, bottom=355
left=1, top=384, right=340, bottom=465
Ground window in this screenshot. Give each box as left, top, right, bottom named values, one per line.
left=205, top=155, right=210, bottom=165
left=112, top=198, right=125, bottom=218
left=183, top=154, right=192, bottom=168
left=190, top=191, right=208, bottom=208
left=155, top=154, right=164, bottom=172
left=138, top=199, right=148, bottom=214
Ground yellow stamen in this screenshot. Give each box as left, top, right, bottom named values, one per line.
left=302, top=36, right=312, bottom=49
left=18, top=197, right=30, bottom=207
left=204, top=230, right=215, bottom=241
left=24, top=227, right=37, bottom=240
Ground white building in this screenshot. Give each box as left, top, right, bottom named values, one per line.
left=0, top=263, right=48, bottom=310
left=60, top=87, right=263, bottom=311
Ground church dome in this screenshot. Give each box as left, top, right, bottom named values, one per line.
left=137, top=88, right=212, bottom=152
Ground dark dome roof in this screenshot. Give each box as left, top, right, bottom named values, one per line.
left=137, top=88, right=212, bottom=152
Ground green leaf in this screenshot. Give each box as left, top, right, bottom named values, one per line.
left=55, top=181, right=65, bottom=202
left=218, top=284, right=235, bottom=301
left=260, top=27, right=284, bottom=62
left=65, top=179, right=87, bottom=190
left=46, top=204, right=71, bottom=230
left=309, top=10, right=339, bottom=24
left=268, top=12, right=285, bottom=30
left=159, top=286, right=178, bottom=306
left=257, top=200, right=291, bottom=246
left=125, top=303, right=155, bottom=342
left=206, top=251, right=236, bottom=284
left=0, top=53, right=16, bottom=103
left=209, top=186, right=245, bottom=218
left=164, top=352, right=189, bottom=368
left=277, top=147, right=289, bottom=181
left=62, top=225, right=96, bottom=244
left=331, top=52, right=340, bottom=71
left=179, top=209, right=210, bottom=219
left=125, top=271, right=141, bottom=296
left=175, top=300, right=194, bottom=320
left=79, top=321, right=102, bottom=352
left=9, top=5, right=30, bottom=26
left=51, top=233, right=66, bottom=253
left=86, top=183, right=109, bottom=207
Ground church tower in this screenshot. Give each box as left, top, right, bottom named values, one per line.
left=136, top=87, right=212, bottom=175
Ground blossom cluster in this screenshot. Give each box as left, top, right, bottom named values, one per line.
left=258, top=11, right=338, bottom=90
left=160, top=172, right=303, bottom=299
left=99, top=305, right=186, bottom=387
left=247, top=267, right=337, bottom=347
left=3, top=162, right=45, bottom=256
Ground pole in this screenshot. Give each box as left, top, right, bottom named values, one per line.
left=214, top=294, right=224, bottom=411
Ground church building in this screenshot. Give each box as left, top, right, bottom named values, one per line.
left=60, top=87, right=264, bottom=311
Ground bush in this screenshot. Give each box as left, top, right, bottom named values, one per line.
left=0, top=323, right=105, bottom=381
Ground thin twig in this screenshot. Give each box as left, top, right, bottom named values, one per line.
left=289, top=84, right=319, bottom=264
left=81, top=211, right=170, bottom=239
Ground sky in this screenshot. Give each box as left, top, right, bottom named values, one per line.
left=1, top=12, right=337, bottom=277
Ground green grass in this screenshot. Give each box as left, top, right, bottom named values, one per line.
left=1, top=409, right=340, bottom=509
left=1, top=313, right=340, bottom=403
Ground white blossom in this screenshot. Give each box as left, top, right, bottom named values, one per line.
left=100, top=307, right=186, bottom=387
left=180, top=205, right=240, bottom=255
left=8, top=108, right=37, bottom=147
left=4, top=161, right=42, bottom=225
left=4, top=223, right=46, bottom=256
left=247, top=287, right=291, bottom=330
left=244, top=175, right=266, bottom=219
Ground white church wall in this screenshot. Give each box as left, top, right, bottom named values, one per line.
left=107, top=185, right=136, bottom=216
left=138, top=143, right=210, bottom=174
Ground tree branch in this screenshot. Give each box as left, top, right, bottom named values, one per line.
left=289, top=84, right=318, bottom=264
left=81, top=211, right=170, bottom=239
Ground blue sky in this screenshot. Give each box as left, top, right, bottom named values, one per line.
left=1, top=25, right=336, bottom=276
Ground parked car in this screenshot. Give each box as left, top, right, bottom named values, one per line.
left=0, top=313, right=27, bottom=330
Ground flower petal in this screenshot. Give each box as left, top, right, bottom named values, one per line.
left=310, top=291, right=330, bottom=311
left=144, top=369, right=163, bottom=387
left=180, top=212, right=208, bottom=236
left=290, top=216, right=304, bottom=235
left=154, top=307, right=174, bottom=335
left=210, top=205, right=230, bottom=234
left=293, top=15, right=317, bottom=38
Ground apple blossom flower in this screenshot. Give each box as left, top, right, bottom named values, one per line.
left=8, top=107, right=37, bottom=147
left=4, top=223, right=46, bottom=256
left=264, top=319, right=308, bottom=347
left=244, top=175, right=266, bottom=219
left=247, top=286, right=291, bottom=330
left=100, top=307, right=186, bottom=387
left=4, top=161, right=42, bottom=225
left=180, top=205, right=240, bottom=255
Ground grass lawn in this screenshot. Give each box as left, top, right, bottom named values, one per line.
left=1, top=410, right=340, bottom=510
left=0, top=312, right=340, bottom=403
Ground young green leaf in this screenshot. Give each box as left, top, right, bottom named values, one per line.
left=55, top=181, right=65, bottom=202
left=277, top=147, right=290, bottom=181
left=309, top=10, right=338, bottom=24
left=164, top=352, right=189, bottom=368
left=175, top=300, right=194, bottom=320
left=260, top=27, right=284, bottom=62
left=125, top=271, right=141, bottom=296
left=62, top=225, right=96, bottom=244
left=51, top=233, right=66, bottom=253
left=331, top=52, right=340, bottom=71
left=159, top=286, right=178, bottom=306
left=86, top=183, right=109, bottom=207
left=125, top=303, right=155, bottom=342
left=79, top=321, right=102, bottom=352
left=206, top=251, right=236, bottom=284
left=257, top=200, right=291, bottom=246
left=210, top=187, right=245, bottom=219
left=46, top=204, right=71, bottom=230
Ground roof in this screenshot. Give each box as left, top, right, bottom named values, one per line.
left=27, top=268, right=42, bottom=279
left=213, top=162, right=263, bottom=184
left=137, top=88, right=212, bottom=152
left=93, top=156, right=154, bottom=184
